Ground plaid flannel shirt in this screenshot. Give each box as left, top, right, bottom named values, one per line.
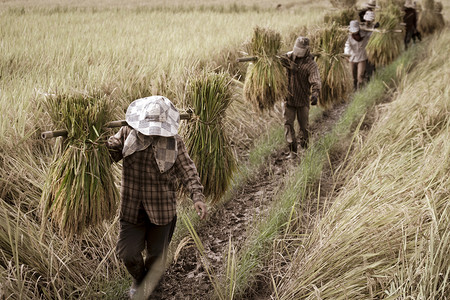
left=108, top=126, right=205, bottom=225
left=281, top=52, right=321, bottom=107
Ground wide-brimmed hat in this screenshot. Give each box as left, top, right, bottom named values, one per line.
left=293, top=36, right=310, bottom=57
left=349, top=20, right=360, bottom=33
left=364, top=10, right=375, bottom=22
left=125, top=96, right=180, bottom=137
left=367, top=0, right=376, bottom=8
left=404, top=0, right=415, bottom=8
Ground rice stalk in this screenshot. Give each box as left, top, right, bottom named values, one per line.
left=40, top=92, right=119, bottom=237
left=243, top=27, right=287, bottom=112
left=323, top=7, right=358, bottom=26
left=366, top=5, right=403, bottom=67
left=185, top=71, right=237, bottom=202
left=310, top=22, right=353, bottom=108
left=329, top=0, right=357, bottom=8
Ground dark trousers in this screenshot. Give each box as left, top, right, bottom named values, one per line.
left=116, top=210, right=177, bottom=285
left=284, top=103, right=310, bottom=150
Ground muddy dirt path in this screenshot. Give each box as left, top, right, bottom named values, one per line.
left=147, top=102, right=348, bottom=300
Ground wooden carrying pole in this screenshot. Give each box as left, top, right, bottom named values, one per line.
left=41, top=112, right=192, bottom=139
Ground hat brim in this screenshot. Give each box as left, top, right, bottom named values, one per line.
left=125, top=96, right=180, bottom=137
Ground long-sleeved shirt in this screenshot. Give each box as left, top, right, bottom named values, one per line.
left=281, top=51, right=321, bottom=107
left=108, top=126, right=205, bottom=225
left=403, top=7, right=417, bottom=31
left=344, top=30, right=372, bottom=63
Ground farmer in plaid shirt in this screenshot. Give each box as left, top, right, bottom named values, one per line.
left=107, top=96, right=207, bottom=298
left=280, top=36, right=321, bottom=158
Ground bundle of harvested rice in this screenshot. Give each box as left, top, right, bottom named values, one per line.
left=434, top=2, right=445, bottom=29
left=366, top=5, right=403, bottom=67
left=184, top=71, right=237, bottom=202
left=324, top=8, right=358, bottom=26
left=418, top=0, right=443, bottom=34
left=310, top=22, right=352, bottom=108
left=243, top=27, right=287, bottom=112
left=41, top=93, right=119, bottom=237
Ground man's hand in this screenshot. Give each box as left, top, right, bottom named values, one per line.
left=311, top=95, right=318, bottom=106
left=194, top=201, right=207, bottom=220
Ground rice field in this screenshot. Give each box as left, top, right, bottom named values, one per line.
left=0, top=0, right=449, bottom=298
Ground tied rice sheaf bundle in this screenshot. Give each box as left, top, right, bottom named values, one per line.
left=243, top=27, right=287, bottom=112
left=366, top=5, right=403, bottom=67
left=418, top=0, right=444, bottom=34
left=41, top=93, right=119, bottom=237
left=310, top=22, right=353, bottom=107
left=185, top=71, right=237, bottom=202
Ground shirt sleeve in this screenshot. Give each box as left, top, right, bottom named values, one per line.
left=174, top=136, right=205, bottom=203
left=309, top=61, right=322, bottom=98
left=344, top=38, right=351, bottom=56
left=107, top=126, right=127, bottom=162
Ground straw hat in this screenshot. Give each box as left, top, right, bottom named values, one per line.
left=364, top=10, right=375, bottom=22
left=349, top=20, right=360, bottom=33
left=293, top=36, right=310, bottom=57
left=125, top=96, right=180, bottom=137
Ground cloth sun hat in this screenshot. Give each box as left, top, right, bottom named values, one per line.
left=293, top=36, right=310, bottom=57
left=125, top=96, right=180, bottom=137
left=349, top=20, right=360, bottom=33
left=364, top=10, right=375, bottom=22
left=404, top=0, right=415, bottom=7
left=367, top=0, right=376, bottom=8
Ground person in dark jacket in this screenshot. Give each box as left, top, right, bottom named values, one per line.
left=108, top=96, right=207, bottom=299
left=280, top=36, right=321, bottom=158
left=358, top=0, right=377, bottom=23
left=403, top=0, right=421, bottom=49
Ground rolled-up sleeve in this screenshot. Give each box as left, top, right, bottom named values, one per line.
left=107, top=126, right=127, bottom=162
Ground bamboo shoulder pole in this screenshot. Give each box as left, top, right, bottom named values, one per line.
left=41, top=112, right=192, bottom=139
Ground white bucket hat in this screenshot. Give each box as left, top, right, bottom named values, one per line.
left=349, top=20, right=360, bottom=33
left=125, top=96, right=180, bottom=137
left=293, top=36, right=310, bottom=58
left=404, top=0, right=415, bottom=8
left=367, top=0, right=376, bottom=8
left=364, top=10, right=375, bottom=22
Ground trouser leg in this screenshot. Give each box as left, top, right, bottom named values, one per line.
left=351, top=62, right=358, bottom=90
left=116, top=210, right=177, bottom=285
left=357, top=61, right=366, bottom=90
left=116, top=218, right=147, bottom=284
left=144, top=216, right=177, bottom=273
left=297, top=105, right=310, bottom=149
left=283, top=103, right=297, bottom=152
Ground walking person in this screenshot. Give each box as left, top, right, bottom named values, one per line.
left=280, top=36, right=321, bottom=158
left=344, top=20, right=372, bottom=91
left=403, top=0, right=421, bottom=49
left=361, top=10, right=378, bottom=80
left=358, top=0, right=377, bottom=23
left=107, top=95, right=208, bottom=299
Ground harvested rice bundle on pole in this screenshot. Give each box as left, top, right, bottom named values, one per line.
left=185, top=71, right=237, bottom=202
left=366, top=5, right=403, bottom=67
left=418, top=0, right=443, bottom=34
left=41, top=93, right=119, bottom=237
left=310, top=22, right=353, bottom=108
left=243, top=27, right=287, bottom=112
